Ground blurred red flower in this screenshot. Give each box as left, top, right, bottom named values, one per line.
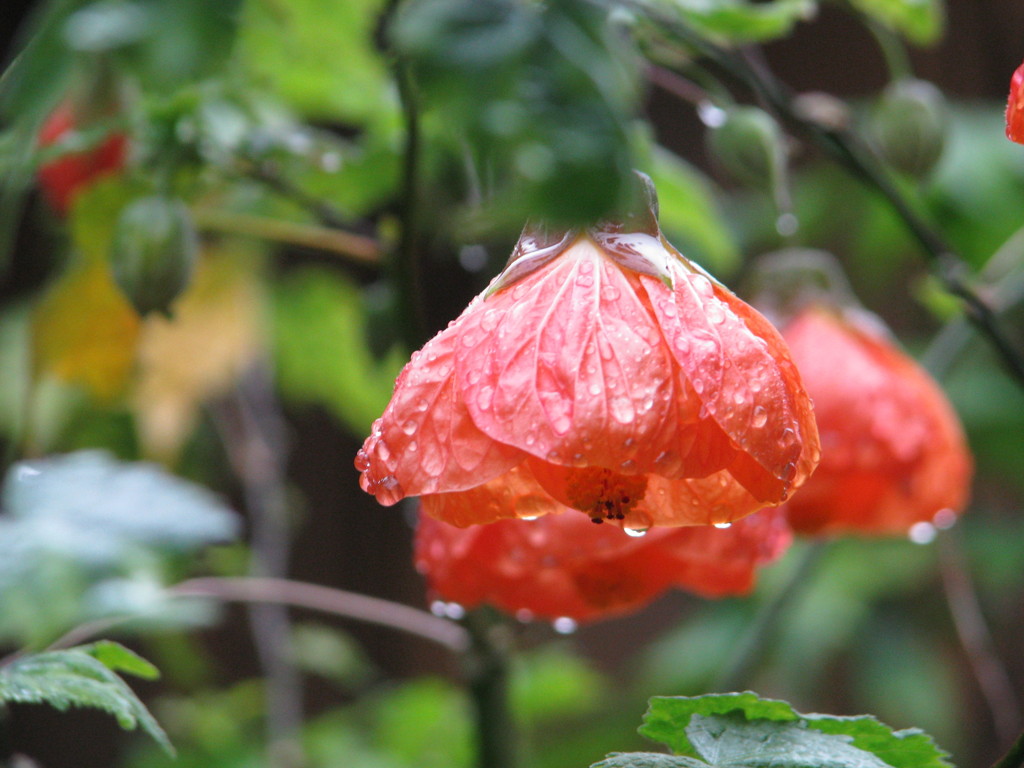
left=415, top=505, right=791, bottom=622
left=357, top=191, right=819, bottom=529
left=37, top=100, right=127, bottom=214
left=780, top=306, right=972, bottom=535
left=1007, top=61, right=1024, bottom=144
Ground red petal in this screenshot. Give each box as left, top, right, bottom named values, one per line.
left=420, top=462, right=560, bottom=527
left=781, top=308, right=971, bottom=535
left=356, top=321, right=524, bottom=505
left=643, top=263, right=818, bottom=503
left=1007, top=62, right=1024, bottom=144
left=456, top=236, right=682, bottom=471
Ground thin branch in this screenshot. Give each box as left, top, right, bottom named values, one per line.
left=193, top=208, right=380, bottom=265
left=938, top=532, right=1021, bottom=745
left=714, top=541, right=828, bottom=692
left=462, top=611, right=518, bottom=768
left=212, top=369, right=303, bottom=768
left=169, top=577, right=469, bottom=653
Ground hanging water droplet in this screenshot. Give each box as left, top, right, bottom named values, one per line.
left=932, top=508, right=957, bottom=530
left=552, top=617, right=578, bottom=635
left=516, top=609, right=535, bottom=623
left=521, top=515, right=539, bottom=521
left=908, top=522, right=937, bottom=545
left=624, top=527, right=648, bottom=537
left=444, top=602, right=466, bottom=620
left=752, top=406, right=768, bottom=428
left=620, top=459, right=636, bottom=472
left=713, top=522, right=732, bottom=529
left=476, top=385, right=495, bottom=411
left=693, top=378, right=705, bottom=395
left=408, top=440, right=418, bottom=452
left=430, top=600, right=448, bottom=617
left=697, top=100, right=727, bottom=127
left=776, top=212, right=799, bottom=237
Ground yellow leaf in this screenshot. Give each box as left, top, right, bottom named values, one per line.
left=32, top=260, right=141, bottom=402
left=132, top=245, right=266, bottom=461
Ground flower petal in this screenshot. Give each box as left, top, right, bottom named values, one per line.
left=357, top=321, right=524, bottom=505
left=420, top=462, right=559, bottom=527
left=781, top=308, right=970, bottom=534
left=456, top=236, right=680, bottom=470
left=643, top=261, right=818, bottom=503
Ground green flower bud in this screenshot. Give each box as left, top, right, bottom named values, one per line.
left=870, top=78, right=947, bottom=179
left=706, top=106, right=786, bottom=191
left=111, top=195, right=198, bottom=316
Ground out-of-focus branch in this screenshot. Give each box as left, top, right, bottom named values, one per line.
left=939, top=532, right=1021, bottom=746
left=171, top=577, right=468, bottom=651
left=212, top=368, right=302, bottom=768
left=993, top=728, right=1024, bottom=768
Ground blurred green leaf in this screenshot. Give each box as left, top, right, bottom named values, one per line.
left=511, top=645, right=605, bottom=724
left=644, top=146, right=739, bottom=276
left=847, top=0, right=943, bottom=45
left=641, top=0, right=817, bottom=44
left=237, top=0, right=395, bottom=124
left=639, top=693, right=952, bottom=768
left=394, top=0, right=641, bottom=226
left=0, top=451, right=239, bottom=645
left=593, top=754, right=705, bottom=768
left=0, top=644, right=171, bottom=754
left=272, top=267, right=405, bottom=437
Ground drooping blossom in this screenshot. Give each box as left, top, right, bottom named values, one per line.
left=1007, top=61, right=1024, bottom=144
left=357, top=180, right=819, bottom=529
left=415, top=506, right=791, bottom=622
left=751, top=251, right=972, bottom=536
left=37, top=100, right=127, bottom=213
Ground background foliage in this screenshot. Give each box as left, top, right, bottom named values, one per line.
left=1, top=0, right=1024, bottom=766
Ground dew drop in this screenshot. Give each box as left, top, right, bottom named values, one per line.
left=354, top=449, right=370, bottom=472
left=693, top=378, right=705, bottom=395
left=571, top=453, right=587, bottom=467
left=620, top=459, right=636, bottom=472
left=713, top=522, right=732, bottom=529
left=468, top=370, right=482, bottom=384
left=525, top=431, right=537, bottom=446
left=908, top=522, right=937, bottom=545
left=516, top=609, right=535, bottom=623
left=662, top=303, right=678, bottom=318
left=375, top=475, right=404, bottom=505
left=444, top=602, right=466, bottom=620
left=521, top=515, right=539, bottom=521
left=933, top=508, right=957, bottom=530
left=601, top=286, right=620, bottom=302
left=552, top=416, right=572, bottom=434
left=552, top=617, right=578, bottom=634
left=402, top=420, right=418, bottom=436
left=415, top=399, right=429, bottom=412
left=624, top=527, right=648, bottom=537
left=480, top=310, right=500, bottom=331
left=430, top=600, right=447, bottom=617
left=705, top=303, right=726, bottom=324
left=588, top=383, right=602, bottom=396
left=752, top=406, right=768, bottom=428
left=476, top=385, right=495, bottom=411
left=733, top=391, right=746, bottom=405
left=408, top=441, right=418, bottom=452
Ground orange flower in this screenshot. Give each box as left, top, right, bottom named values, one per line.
left=779, top=306, right=972, bottom=535
left=415, top=507, right=791, bottom=622
left=1007, top=61, right=1024, bottom=144
left=357, top=189, right=819, bottom=529
left=37, top=100, right=127, bottom=214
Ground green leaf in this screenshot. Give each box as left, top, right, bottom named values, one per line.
left=593, top=753, right=708, bottom=768
left=3, top=451, right=240, bottom=561
left=272, top=268, right=405, bottom=438
left=510, top=646, right=606, bottom=724
left=643, top=0, right=818, bottom=44
left=846, top=0, right=943, bottom=45
left=236, top=0, right=395, bottom=124
left=83, top=640, right=161, bottom=680
left=0, top=646, right=172, bottom=754
left=640, top=693, right=952, bottom=768
left=394, top=0, right=642, bottom=226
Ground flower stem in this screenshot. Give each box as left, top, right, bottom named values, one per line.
left=462, top=610, right=517, bottom=768
left=993, top=728, right=1024, bottom=768
left=714, top=541, right=828, bottom=692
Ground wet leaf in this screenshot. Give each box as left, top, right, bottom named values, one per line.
left=643, top=0, right=817, bottom=44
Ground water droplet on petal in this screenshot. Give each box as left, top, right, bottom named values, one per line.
left=402, top=420, right=418, bottom=435
left=375, top=475, right=404, bottom=505
left=476, top=385, right=495, bottom=411
left=619, top=459, right=636, bottom=472
left=705, top=303, right=725, bottom=324
left=713, top=522, right=732, bottom=529
left=408, top=440, right=418, bottom=452
left=693, top=378, right=705, bottom=395
left=752, top=406, right=768, bottom=428
left=552, top=617, right=578, bottom=634
left=588, top=383, right=602, bottom=396
left=624, top=527, right=647, bottom=537
left=415, top=399, right=429, bottom=412
left=521, top=515, right=539, bottom=521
